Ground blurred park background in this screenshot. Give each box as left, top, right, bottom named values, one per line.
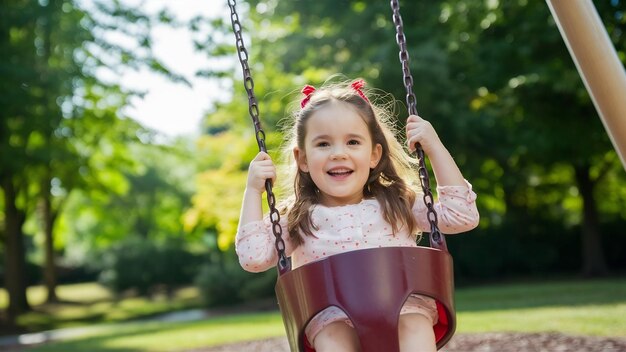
left=1, top=0, right=626, bottom=350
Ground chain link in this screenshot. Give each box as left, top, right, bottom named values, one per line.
left=228, top=0, right=290, bottom=273
left=390, top=0, right=446, bottom=250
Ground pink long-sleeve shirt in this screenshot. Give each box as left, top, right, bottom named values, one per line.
left=236, top=180, right=479, bottom=272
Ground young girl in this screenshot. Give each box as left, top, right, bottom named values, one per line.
left=236, top=79, right=479, bottom=352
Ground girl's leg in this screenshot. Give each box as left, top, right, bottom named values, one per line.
left=313, top=320, right=360, bottom=352
left=398, top=313, right=437, bottom=352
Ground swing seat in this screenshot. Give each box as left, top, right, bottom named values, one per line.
left=275, top=246, right=455, bottom=352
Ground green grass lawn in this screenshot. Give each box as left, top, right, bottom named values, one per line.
left=24, top=313, right=287, bottom=352
left=3, top=277, right=625, bottom=351
left=0, top=283, right=203, bottom=332
left=455, top=278, right=626, bottom=337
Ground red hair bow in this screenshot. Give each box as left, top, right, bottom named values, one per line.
left=351, top=79, right=370, bottom=104
left=301, top=85, right=316, bottom=108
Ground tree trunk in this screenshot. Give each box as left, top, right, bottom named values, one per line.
left=41, top=175, right=59, bottom=303
left=574, top=163, right=608, bottom=277
left=39, top=0, right=59, bottom=303
left=1, top=175, right=31, bottom=323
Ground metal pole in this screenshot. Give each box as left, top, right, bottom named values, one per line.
left=546, top=0, right=626, bottom=170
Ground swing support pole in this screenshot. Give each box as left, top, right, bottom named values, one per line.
left=546, top=0, right=626, bottom=171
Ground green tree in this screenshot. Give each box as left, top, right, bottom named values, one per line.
left=1, top=0, right=43, bottom=320
left=439, top=0, right=625, bottom=276
left=194, top=0, right=626, bottom=280
left=0, top=0, right=181, bottom=322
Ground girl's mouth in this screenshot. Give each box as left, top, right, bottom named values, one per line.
left=327, top=168, right=353, bottom=178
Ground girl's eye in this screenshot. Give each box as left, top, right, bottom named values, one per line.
left=348, top=139, right=360, bottom=145
left=316, top=141, right=330, bottom=147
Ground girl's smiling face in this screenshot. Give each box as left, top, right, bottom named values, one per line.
left=294, top=101, right=382, bottom=207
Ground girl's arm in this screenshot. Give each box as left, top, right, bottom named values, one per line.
left=236, top=152, right=291, bottom=272
left=405, top=114, right=465, bottom=187
left=406, top=115, right=479, bottom=233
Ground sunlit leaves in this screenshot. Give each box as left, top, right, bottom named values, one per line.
left=187, top=168, right=247, bottom=251
left=470, top=87, right=498, bottom=111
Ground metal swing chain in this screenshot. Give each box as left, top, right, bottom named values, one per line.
left=227, top=0, right=290, bottom=273
left=390, top=0, right=446, bottom=250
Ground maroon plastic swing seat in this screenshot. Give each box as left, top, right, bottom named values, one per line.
left=275, top=246, right=455, bottom=352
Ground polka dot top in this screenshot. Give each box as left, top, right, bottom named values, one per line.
left=236, top=180, right=479, bottom=273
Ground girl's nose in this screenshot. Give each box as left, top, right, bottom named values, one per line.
left=330, top=148, right=348, bottom=160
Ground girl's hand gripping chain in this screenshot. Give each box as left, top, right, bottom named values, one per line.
left=405, top=114, right=466, bottom=187
left=239, top=151, right=277, bottom=227
left=405, top=114, right=443, bottom=155
left=247, top=151, right=276, bottom=195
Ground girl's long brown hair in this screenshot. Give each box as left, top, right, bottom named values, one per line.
left=278, top=79, right=421, bottom=246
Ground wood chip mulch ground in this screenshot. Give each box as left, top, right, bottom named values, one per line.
left=191, top=332, right=626, bottom=352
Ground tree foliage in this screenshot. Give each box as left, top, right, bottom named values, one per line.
left=194, top=0, right=626, bottom=279
left=1, top=0, right=194, bottom=322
